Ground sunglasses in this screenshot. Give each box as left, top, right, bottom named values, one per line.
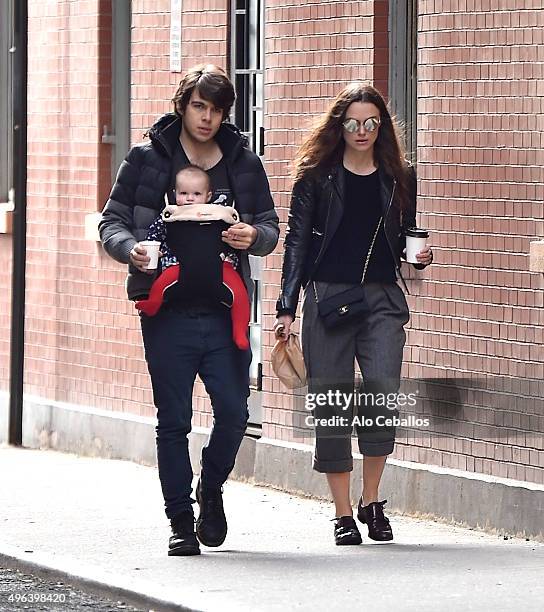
left=342, top=117, right=381, bottom=134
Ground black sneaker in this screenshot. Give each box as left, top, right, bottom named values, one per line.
left=357, top=499, right=393, bottom=541
left=333, top=516, right=362, bottom=546
left=195, top=479, right=227, bottom=547
left=168, top=510, right=201, bottom=556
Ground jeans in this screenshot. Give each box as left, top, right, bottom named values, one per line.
left=140, top=305, right=251, bottom=519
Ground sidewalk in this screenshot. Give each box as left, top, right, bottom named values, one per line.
left=0, top=446, right=542, bottom=612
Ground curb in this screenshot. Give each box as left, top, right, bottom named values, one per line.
left=0, top=547, right=197, bottom=612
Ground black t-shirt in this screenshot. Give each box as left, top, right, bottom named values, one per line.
left=313, top=168, right=397, bottom=284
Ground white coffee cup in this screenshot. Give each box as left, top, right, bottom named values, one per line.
left=140, top=240, right=161, bottom=270
left=405, top=228, right=429, bottom=264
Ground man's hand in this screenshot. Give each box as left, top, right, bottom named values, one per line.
left=222, top=223, right=258, bottom=250
left=274, top=314, right=294, bottom=342
left=129, top=243, right=157, bottom=274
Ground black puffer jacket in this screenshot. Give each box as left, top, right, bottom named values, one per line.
left=276, top=163, right=424, bottom=317
left=99, top=113, right=279, bottom=300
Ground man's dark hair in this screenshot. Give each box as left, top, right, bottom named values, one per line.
left=172, top=65, right=235, bottom=121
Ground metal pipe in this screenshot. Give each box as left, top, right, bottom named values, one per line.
left=8, top=0, right=28, bottom=446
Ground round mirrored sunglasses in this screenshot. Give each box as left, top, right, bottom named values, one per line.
left=342, top=117, right=381, bottom=134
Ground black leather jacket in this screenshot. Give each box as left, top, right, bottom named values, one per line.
left=276, top=163, right=423, bottom=316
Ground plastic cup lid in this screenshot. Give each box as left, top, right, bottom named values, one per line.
left=405, top=227, right=429, bottom=238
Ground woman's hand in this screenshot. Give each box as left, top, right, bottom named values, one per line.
left=222, top=223, right=258, bottom=250
left=416, top=246, right=433, bottom=266
left=274, top=314, right=294, bottom=342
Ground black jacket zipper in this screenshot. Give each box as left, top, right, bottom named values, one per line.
left=381, top=179, right=410, bottom=293
left=309, top=179, right=334, bottom=277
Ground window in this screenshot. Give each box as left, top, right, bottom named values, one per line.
left=230, top=0, right=265, bottom=427
left=230, top=0, right=265, bottom=155
left=102, top=0, right=131, bottom=178
left=0, top=0, right=14, bottom=203
left=388, top=0, right=417, bottom=161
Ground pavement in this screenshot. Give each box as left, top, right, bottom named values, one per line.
left=0, top=446, right=543, bottom=612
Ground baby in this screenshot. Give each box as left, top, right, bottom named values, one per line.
left=145, top=164, right=235, bottom=271
left=136, top=165, right=250, bottom=350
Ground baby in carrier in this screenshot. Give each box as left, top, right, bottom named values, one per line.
left=135, top=165, right=250, bottom=350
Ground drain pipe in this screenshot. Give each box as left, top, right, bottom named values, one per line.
left=8, top=0, right=28, bottom=446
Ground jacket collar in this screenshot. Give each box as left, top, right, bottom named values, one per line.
left=146, top=113, right=248, bottom=160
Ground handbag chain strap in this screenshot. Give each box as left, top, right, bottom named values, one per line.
left=313, top=216, right=383, bottom=304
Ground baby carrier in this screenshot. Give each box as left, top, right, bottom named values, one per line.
left=135, top=203, right=250, bottom=350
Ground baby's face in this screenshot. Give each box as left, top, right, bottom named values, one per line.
left=175, top=174, right=211, bottom=205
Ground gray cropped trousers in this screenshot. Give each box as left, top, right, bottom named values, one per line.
left=301, top=281, right=410, bottom=473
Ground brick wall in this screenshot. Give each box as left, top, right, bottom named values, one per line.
left=402, top=0, right=544, bottom=482
left=17, top=0, right=150, bottom=414
left=262, top=0, right=384, bottom=441
left=130, top=0, right=228, bottom=139
left=262, top=0, right=544, bottom=484
left=1, top=0, right=542, bottom=483
left=127, top=0, right=230, bottom=425
left=0, top=0, right=231, bottom=430
left=4, top=0, right=231, bottom=425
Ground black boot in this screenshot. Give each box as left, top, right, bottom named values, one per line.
left=195, top=479, right=227, bottom=547
left=168, top=510, right=201, bottom=556
left=357, top=499, right=393, bottom=541
left=333, top=516, right=362, bottom=546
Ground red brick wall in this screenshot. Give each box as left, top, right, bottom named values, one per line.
left=262, top=0, right=388, bottom=440
left=262, top=0, right=544, bottom=485
left=8, top=0, right=231, bottom=424
left=400, top=0, right=544, bottom=482
left=130, top=0, right=228, bottom=140
left=1, top=0, right=542, bottom=483
left=19, top=0, right=148, bottom=413
left=129, top=0, right=229, bottom=424
left=372, top=0, right=389, bottom=95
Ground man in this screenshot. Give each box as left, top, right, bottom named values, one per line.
left=99, top=65, right=279, bottom=556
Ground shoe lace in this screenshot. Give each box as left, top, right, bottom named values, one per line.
left=332, top=516, right=359, bottom=538
left=360, top=499, right=390, bottom=525
left=372, top=500, right=390, bottom=525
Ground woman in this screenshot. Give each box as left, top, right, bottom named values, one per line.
left=274, top=83, right=432, bottom=546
